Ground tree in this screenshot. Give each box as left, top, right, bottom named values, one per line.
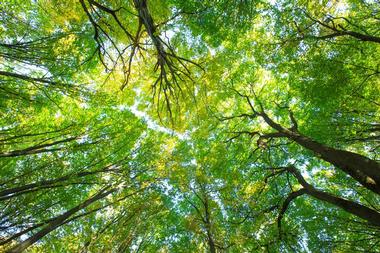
left=0, top=0, right=379, bottom=252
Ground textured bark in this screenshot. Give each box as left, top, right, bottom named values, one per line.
left=307, top=187, right=380, bottom=226
left=260, top=112, right=380, bottom=195
left=288, top=166, right=380, bottom=227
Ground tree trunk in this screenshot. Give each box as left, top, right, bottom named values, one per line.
left=289, top=166, right=380, bottom=227
left=306, top=187, right=380, bottom=226
left=6, top=187, right=115, bottom=253
left=207, top=231, right=216, bottom=253
left=203, top=196, right=216, bottom=253
left=260, top=112, right=380, bottom=195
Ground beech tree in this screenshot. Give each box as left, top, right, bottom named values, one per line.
left=0, top=0, right=379, bottom=252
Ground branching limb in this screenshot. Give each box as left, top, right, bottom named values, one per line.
left=277, top=189, right=307, bottom=238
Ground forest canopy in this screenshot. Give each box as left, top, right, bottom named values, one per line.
left=0, top=0, right=379, bottom=252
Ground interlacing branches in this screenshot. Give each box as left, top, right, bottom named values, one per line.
left=1, top=158, right=155, bottom=252
left=79, top=0, right=203, bottom=117
left=300, top=11, right=380, bottom=44
left=219, top=88, right=380, bottom=195
left=273, top=7, right=380, bottom=46
left=273, top=166, right=380, bottom=237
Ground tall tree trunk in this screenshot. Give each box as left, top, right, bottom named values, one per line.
left=288, top=166, right=380, bottom=227
left=260, top=112, right=380, bottom=195
left=206, top=230, right=216, bottom=253
left=203, top=196, right=216, bottom=253
left=6, top=187, right=115, bottom=253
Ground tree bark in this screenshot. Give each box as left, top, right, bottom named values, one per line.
left=311, top=30, right=380, bottom=44
left=6, top=187, right=115, bottom=253
left=204, top=198, right=216, bottom=253
left=260, top=112, right=380, bottom=195
left=288, top=166, right=380, bottom=227
left=277, top=189, right=306, bottom=237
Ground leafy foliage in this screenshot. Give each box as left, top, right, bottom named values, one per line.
left=0, top=0, right=379, bottom=252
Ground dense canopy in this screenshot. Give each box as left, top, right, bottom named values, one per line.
left=0, top=0, right=379, bottom=252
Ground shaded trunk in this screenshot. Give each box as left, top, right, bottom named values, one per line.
left=278, top=189, right=307, bottom=237
left=207, top=230, right=216, bottom=253
left=6, top=187, right=115, bottom=253
left=261, top=112, right=380, bottom=195
left=203, top=196, right=216, bottom=253
left=313, top=30, right=380, bottom=44
left=340, top=30, right=380, bottom=44
left=289, top=166, right=380, bottom=227
left=307, top=187, right=380, bottom=226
